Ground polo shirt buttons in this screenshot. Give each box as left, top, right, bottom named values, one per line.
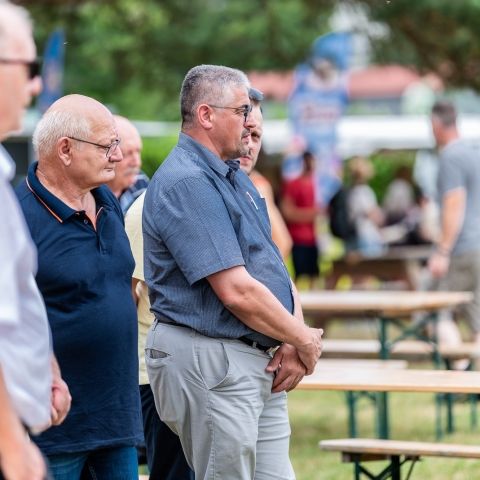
left=83, top=219, right=89, bottom=225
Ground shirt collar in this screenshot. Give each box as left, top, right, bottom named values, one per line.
left=178, top=132, right=230, bottom=179
left=26, top=161, right=114, bottom=223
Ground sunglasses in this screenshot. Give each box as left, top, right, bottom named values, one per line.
left=0, top=57, right=41, bottom=79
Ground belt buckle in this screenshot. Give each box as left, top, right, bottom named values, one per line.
left=266, top=346, right=279, bottom=356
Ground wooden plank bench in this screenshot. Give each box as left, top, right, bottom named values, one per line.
left=317, top=359, right=408, bottom=370
left=320, top=438, right=480, bottom=479
left=321, top=339, right=480, bottom=365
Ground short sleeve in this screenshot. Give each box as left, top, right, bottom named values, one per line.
left=150, top=177, right=245, bottom=285
left=124, top=192, right=145, bottom=281
left=438, top=148, right=466, bottom=198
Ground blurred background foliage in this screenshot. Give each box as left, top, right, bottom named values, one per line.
left=17, top=0, right=333, bottom=119
left=13, top=0, right=479, bottom=186
left=16, top=0, right=480, bottom=121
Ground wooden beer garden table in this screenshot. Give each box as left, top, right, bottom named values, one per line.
left=299, top=290, right=474, bottom=438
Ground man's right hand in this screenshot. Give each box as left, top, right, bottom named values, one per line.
left=1, top=434, right=46, bottom=480
left=296, top=327, right=324, bottom=375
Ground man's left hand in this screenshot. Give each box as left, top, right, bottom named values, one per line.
left=50, top=377, right=71, bottom=426
left=266, top=343, right=306, bottom=393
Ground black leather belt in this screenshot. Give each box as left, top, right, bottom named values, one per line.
left=155, top=319, right=278, bottom=353
left=239, top=336, right=278, bottom=352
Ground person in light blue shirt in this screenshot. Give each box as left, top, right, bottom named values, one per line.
left=143, top=64, right=323, bottom=480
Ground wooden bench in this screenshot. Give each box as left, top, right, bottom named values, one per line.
left=322, top=339, right=480, bottom=365
left=316, top=359, right=408, bottom=370
left=320, top=438, right=480, bottom=479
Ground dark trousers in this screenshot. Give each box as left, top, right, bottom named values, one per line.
left=140, top=384, right=194, bottom=480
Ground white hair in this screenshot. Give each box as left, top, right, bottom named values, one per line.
left=33, top=109, right=92, bottom=159
left=0, top=1, right=32, bottom=51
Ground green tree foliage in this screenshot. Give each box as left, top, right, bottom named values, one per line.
left=18, top=0, right=333, bottom=119
left=347, top=0, right=480, bottom=92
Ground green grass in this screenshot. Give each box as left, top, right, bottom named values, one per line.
left=287, top=320, right=480, bottom=479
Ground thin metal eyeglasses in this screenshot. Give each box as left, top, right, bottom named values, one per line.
left=67, top=136, right=121, bottom=158
left=0, top=57, right=41, bottom=79
left=208, top=104, right=253, bottom=123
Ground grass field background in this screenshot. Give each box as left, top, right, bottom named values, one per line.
left=288, top=319, right=480, bottom=480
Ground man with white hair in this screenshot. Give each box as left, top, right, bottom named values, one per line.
left=107, top=115, right=148, bottom=214
left=16, top=94, right=143, bottom=479
left=0, top=2, right=70, bottom=479
left=143, top=64, right=323, bottom=479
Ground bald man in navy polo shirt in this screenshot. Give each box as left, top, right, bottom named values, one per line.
left=16, top=94, right=143, bottom=480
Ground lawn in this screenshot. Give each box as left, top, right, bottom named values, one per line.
left=287, top=318, right=480, bottom=480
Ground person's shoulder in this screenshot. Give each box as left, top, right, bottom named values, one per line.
left=15, top=180, right=35, bottom=210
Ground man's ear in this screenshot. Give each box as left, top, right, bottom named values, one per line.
left=58, top=138, right=73, bottom=166
left=197, top=104, right=213, bottom=130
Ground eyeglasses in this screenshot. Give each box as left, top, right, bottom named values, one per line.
left=67, top=136, right=121, bottom=158
left=0, top=57, right=41, bottom=79
left=208, top=104, right=253, bottom=123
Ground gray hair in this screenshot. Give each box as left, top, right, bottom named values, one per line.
left=431, top=100, right=457, bottom=127
left=180, top=64, right=250, bottom=129
left=0, top=1, right=32, bottom=51
left=33, top=110, right=92, bottom=159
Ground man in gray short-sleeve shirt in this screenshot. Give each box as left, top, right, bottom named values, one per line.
left=429, top=100, right=480, bottom=346
left=143, top=64, right=323, bottom=480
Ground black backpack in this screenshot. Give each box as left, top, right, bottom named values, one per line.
left=328, top=187, right=357, bottom=241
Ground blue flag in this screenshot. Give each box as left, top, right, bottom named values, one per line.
left=38, top=29, right=65, bottom=113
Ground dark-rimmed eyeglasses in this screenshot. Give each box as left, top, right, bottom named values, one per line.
left=0, top=57, right=41, bottom=79
left=67, top=136, right=121, bottom=158
left=208, top=104, right=253, bottom=123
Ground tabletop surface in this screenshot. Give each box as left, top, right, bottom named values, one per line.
left=298, top=367, right=480, bottom=393
left=300, top=290, right=473, bottom=316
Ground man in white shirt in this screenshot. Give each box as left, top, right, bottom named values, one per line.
left=0, top=2, right=70, bottom=479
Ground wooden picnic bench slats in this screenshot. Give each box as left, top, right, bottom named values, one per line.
left=298, top=367, right=480, bottom=393
left=316, top=359, right=408, bottom=370
left=321, top=339, right=480, bottom=361
left=320, top=438, right=480, bottom=459
left=300, top=290, right=473, bottom=317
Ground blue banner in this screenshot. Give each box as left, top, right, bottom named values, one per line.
left=38, top=29, right=65, bottom=113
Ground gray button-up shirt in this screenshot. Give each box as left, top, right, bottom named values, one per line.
left=143, top=132, right=293, bottom=346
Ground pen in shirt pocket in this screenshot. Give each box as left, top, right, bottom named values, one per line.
left=246, top=191, right=258, bottom=210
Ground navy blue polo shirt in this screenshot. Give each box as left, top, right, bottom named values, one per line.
left=143, top=133, right=293, bottom=347
left=16, top=162, right=143, bottom=454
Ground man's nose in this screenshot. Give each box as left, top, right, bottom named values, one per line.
left=109, top=146, right=123, bottom=163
